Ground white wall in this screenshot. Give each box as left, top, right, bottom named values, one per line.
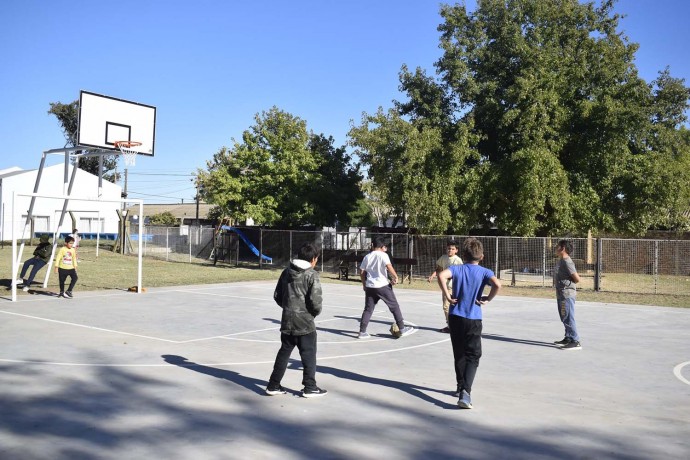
left=0, top=163, right=124, bottom=240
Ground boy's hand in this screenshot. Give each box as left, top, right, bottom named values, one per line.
left=476, top=296, right=491, bottom=305
left=445, top=294, right=457, bottom=304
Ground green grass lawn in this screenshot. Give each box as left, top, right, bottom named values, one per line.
left=3, top=242, right=688, bottom=308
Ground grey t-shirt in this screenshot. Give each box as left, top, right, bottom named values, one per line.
left=554, top=256, right=577, bottom=298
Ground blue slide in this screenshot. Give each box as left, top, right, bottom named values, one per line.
left=220, top=226, right=273, bottom=263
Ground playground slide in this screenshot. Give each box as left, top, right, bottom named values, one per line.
left=220, top=226, right=273, bottom=263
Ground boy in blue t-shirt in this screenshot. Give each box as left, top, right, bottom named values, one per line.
left=437, top=237, right=501, bottom=409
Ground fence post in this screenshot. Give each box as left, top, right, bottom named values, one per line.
left=654, top=240, right=659, bottom=295
left=166, top=227, right=169, bottom=262
left=594, top=238, right=601, bottom=291
left=321, top=231, right=324, bottom=273
left=259, top=227, right=263, bottom=268
left=189, top=226, right=192, bottom=263
left=494, top=237, right=499, bottom=278
left=542, top=237, right=547, bottom=287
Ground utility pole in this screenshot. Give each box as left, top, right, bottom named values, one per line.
left=195, top=178, right=200, bottom=225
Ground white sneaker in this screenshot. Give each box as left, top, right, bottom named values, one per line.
left=458, top=390, right=473, bottom=409
left=358, top=332, right=371, bottom=339
left=22, top=286, right=29, bottom=292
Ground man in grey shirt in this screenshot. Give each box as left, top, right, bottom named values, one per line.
left=553, top=240, right=582, bottom=350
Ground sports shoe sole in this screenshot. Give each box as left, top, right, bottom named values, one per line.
left=302, top=391, right=327, bottom=398
left=457, top=400, right=473, bottom=409
left=265, top=388, right=287, bottom=396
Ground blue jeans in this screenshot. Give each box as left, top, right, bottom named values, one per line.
left=20, top=257, right=47, bottom=285
left=557, top=296, right=580, bottom=342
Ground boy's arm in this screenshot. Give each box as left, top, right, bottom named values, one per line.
left=427, top=264, right=444, bottom=282
left=437, top=269, right=456, bottom=304
left=273, top=272, right=285, bottom=306
left=478, top=276, right=501, bottom=305
left=386, top=263, right=399, bottom=285
left=360, top=269, right=367, bottom=291
left=567, top=258, right=581, bottom=283
left=53, top=248, right=61, bottom=272
left=306, top=275, right=323, bottom=317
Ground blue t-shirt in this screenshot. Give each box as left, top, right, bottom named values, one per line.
left=448, top=264, right=495, bottom=320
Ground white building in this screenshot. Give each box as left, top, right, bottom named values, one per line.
left=0, top=164, right=123, bottom=241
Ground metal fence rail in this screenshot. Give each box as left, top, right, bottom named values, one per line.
left=129, top=226, right=690, bottom=296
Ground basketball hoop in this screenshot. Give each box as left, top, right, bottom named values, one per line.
left=114, top=141, right=142, bottom=167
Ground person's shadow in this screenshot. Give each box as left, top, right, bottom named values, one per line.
left=318, top=365, right=457, bottom=410
left=482, top=333, right=558, bottom=348
left=161, top=355, right=268, bottom=395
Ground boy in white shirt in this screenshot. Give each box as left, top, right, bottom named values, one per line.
left=358, top=236, right=413, bottom=339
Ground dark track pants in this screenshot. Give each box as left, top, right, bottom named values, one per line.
left=360, top=284, right=405, bottom=332
left=449, top=314, right=482, bottom=393
left=268, top=331, right=318, bottom=390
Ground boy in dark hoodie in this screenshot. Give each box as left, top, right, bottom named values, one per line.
left=266, top=243, right=327, bottom=398
left=18, top=234, right=52, bottom=291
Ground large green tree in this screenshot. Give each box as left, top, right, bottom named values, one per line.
left=307, top=133, right=368, bottom=227
left=350, top=0, right=690, bottom=236
left=48, top=101, right=119, bottom=182
left=199, top=107, right=364, bottom=227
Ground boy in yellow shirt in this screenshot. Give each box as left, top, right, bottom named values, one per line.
left=428, top=240, right=463, bottom=332
left=54, top=236, right=78, bottom=298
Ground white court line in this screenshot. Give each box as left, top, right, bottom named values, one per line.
left=213, top=317, right=419, bottom=344
left=673, top=361, right=690, bottom=386
left=0, top=335, right=446, bottom=367
left=0, top=309, right=178, bottom=343
left=178, top=314, right=402, bottom=344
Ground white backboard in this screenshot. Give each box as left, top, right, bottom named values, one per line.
left=77, top=91, right=156, bottom=156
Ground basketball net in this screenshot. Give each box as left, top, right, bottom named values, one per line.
left=114, top=141, right=142, bottom=167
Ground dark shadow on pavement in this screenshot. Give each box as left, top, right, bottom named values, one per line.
left=318, top=365, right=458, bottom=410
left=482, top=333, right=559, bottom=348
left=162, top=355, right=268, bottom=395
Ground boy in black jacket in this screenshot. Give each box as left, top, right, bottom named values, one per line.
left=18, top=235, right=52, bottom=292
left=266, top=243, right=327, bottom=398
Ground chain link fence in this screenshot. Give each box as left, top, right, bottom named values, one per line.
left=127, top=226, right=690, bottom=296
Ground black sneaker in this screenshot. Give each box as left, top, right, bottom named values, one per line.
left=560, top=340, right=582, bottom=350
left=302, top=387, right=328, bottom=398
left=265, top=386, right=287, bottom=396
left=57, top=292, right=65, bottom=298
left=64, top=291, right=73, bottom=299
left=554, top=337, right=571, bottom=345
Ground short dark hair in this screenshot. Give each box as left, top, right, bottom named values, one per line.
left=65, top=236, right=75, bottom=244
left=462, top=237, right=484, bottom=262
left=297, top=243, right=319, bottom=261
left=558, top=239, right=573, bottom=255
left=447, top=239, right=459, bottom=249
left=372, top=236, right=387, bottom=249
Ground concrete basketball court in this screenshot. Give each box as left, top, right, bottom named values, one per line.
left=1, top=281, right=688, bottom=459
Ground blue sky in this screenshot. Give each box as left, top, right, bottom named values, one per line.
left=1, top=0, right=688, bottom=204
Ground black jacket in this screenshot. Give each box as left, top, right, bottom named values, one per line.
left=274, top=259, right=323, bottom=335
